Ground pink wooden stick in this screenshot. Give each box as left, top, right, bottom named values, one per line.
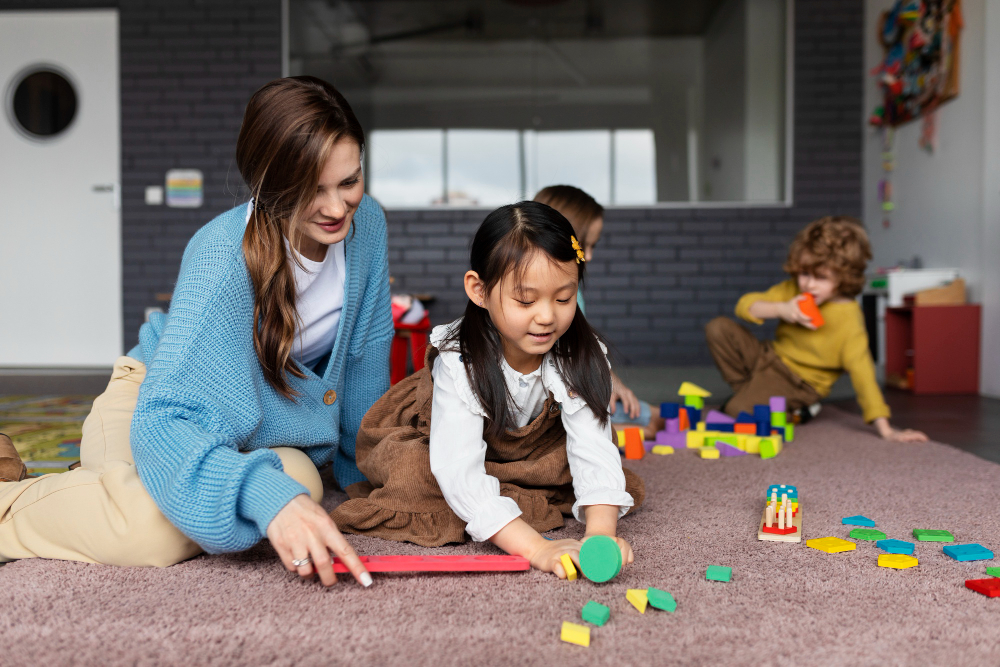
left=332, top=555, right=530, bottom=573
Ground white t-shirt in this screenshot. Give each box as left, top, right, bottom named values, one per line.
left=290, top=241, right=346, bottom=369
left=427, top=319, right=633, bottom=542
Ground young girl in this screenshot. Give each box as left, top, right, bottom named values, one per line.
left=0, top=76, right=386, bottom=588
left=332, top=202, right=644, bottom=577
left=705, top=215, right=928, bottom=442
left=533, top=185, right=663, bottom=439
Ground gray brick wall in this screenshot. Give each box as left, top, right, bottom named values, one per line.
left=3, top=0, right=862, bottom=364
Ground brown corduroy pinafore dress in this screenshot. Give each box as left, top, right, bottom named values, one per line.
left=331, top=347, right=645, bottom=547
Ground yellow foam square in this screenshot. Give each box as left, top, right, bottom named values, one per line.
left=806, top=537, right=856, bottom=554
left=651, top=445, right=674, bottom=455
left=626, top=588, right=648, bottom=613
left=700, top=446, right=720, bottom=459
left=560, top=621, right=590, bottom=647
left=878, top=554, right=918, bottom=569
left=560, top=553, right=577, bottom=580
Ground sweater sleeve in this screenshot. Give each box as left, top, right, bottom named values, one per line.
left=840, top=309, right=891, bottom=423
left=131, top=241, right=308, bottom=554
left=735, top=280, right=798, bottom=325
left=335, top=203, right=393, bottom=489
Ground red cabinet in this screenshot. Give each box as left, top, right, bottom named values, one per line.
left=884, top=305, right=981, bottom=395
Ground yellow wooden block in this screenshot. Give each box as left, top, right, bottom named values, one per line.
left=696, top=421, right=706, bottom=431
left=560, top=553, right=577, bottom=580
left=678, top=382, right=712, bottom=397
left=560, top=621, right=590, bottom=647
left=743, top=436, right=761, bottom=454
left=700, top=446, right=720, bottom=459
left=806, top=537, right=856, bottom=553
left=686, top=431, right=706, bottom=448
left=626, top=588, right=648, bottom=613
left=651, top=445, right=674, bottom=455
left=615, top=430, right=625, bottom=448
left=878, top=554, right=918, bottom=569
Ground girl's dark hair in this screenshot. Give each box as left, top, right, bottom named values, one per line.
left=236, top=76, right=365, bottom=399
left=444, top=201, right=611, bottom=439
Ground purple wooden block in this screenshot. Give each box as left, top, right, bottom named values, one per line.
left=704, top=410, right=734, bottom=424
left=769, top=396, right=786, bottom=412
left=715, top=441, right=747, bottom=457
left=644, top=440, right=657, bottom=452
left=665, top=418, right=680, bottom=434
left=655, top=431, right=687, bottom=447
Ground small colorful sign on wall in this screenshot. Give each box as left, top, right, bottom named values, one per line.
left=165, top=169, right=203, bottom=208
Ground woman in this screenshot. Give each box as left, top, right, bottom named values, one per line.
left=0, top=77, right=389, bottom=587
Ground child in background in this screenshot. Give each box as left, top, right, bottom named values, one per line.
left=705, top=216, right=927, bottom=442
left=534, top=185, right=664, bottom=439
left=332, top=201, right=643, bottom=577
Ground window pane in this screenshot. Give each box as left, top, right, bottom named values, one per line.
left=446, top=130, right=521, bottom=206
left=368, top=129, right=443, bottom=207
left=613, top=130, right=657, bottom=205
left=528, top=130, right=611, bottom=204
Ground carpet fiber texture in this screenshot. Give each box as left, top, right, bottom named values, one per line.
left=1, top=406, right=998, bottom=666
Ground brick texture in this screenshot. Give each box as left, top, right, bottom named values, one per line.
left=3, top=0, right=862, bottom=364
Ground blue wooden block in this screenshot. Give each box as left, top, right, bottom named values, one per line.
left=842, top=515, right=876, bottom=527
left=876, top=539, right=915, bottom=555
left=735, top=411, right=755, bottom=424
left=755, top=421, right=771, bottom=436
left=660, top=402, right=680, bottom=419
left=943, top=543, right=995, bottom=562
left=753, top=405, right=771, bottom=422
left=707, top=423, right=734, bottom=433
left=766, top=484, right=797, bottom=499
left=684, top=407, right=701, bottom=424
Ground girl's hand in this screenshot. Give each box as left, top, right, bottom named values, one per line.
left=874, top=417, right=929, bottom=442
left=779, top=296, right=817, bottom=330
left=529, top=538, right=584, bottom=578
left=266, top=494, right=373, bottom=588
left=582, top=534, right=634, bottom=568
left=610, top=372, right=641, bottom=420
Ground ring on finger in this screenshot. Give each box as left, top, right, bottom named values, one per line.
left=292, top=556, right=312, bottom=568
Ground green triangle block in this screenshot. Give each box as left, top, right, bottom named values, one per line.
left=647, top=587, right=676, bottom=612
left=849, top=528, right=887, bottom=541
left=581, top=600, right=610, bottom=626
left=578, top=535, right=623, bottom=583
left=913, top=529, right=954, bottom=542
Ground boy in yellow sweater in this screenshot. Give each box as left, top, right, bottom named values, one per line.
left=705, top=216, right=927, bottom=442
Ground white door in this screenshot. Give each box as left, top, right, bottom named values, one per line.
left=0, top=10, right=121, bottom=367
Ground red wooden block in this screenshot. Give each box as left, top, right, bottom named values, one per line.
left=678, top=409, right=690, bottom=432
left=761, top=524, right=797, bottom=535
left=965, top=578, right=1000, bottom=597
left=798, top=293, right=824, bottom=328
left=332, top=555, right=530, bottom=573
left=734, top=423, right=756, bottom=435
left=624, top=426, right=645, bottom=460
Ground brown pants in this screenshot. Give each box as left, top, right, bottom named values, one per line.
left=704, top=317, right=821, bottom=418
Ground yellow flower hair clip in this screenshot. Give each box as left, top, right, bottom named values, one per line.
left=570, top=235, right=585, bottom=264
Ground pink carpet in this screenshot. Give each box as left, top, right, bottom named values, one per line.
left=1, top=406, right=998, bottom=666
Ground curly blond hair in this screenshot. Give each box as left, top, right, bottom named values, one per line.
left=783, top=216, right=872, bottom=298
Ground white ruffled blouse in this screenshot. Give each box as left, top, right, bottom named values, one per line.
left=428, top=320, right=633, bottom=542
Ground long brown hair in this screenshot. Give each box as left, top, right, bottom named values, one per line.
left=533, top=185, right=604, bottom=240
left=236, top=76, right=365, bottom=399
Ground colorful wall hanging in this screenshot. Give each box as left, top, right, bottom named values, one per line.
left=869, top=0, right=964, bottom=128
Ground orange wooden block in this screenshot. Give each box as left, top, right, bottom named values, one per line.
left=798, top=293, right=825, bottom=328
left=734, top=423, right=756, bottom=435
left=623, top=426, right=645, bottom=460
left=678, top=409, right=690, bottom=432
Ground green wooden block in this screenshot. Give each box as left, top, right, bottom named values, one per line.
left=784, top=423, right=794, bottom=442
left=759, top=438, right=778, bottom=459
left=706, top=565, right=732, bottom=582
left=849, top=528, right=887, bottom=541
left=770, top=411, right=787, bottom=427
left=581, top=600, right=610, bottom=626
left=684, top=395, right=705, bottom=410
left=986, top=566, right=1000, bottom=578
left=578, top=535, right=623, bottom=583
left=714, top=434, right=739, bottom=448
left=913, top=529, right=955, bottom=542
left=647, top=587, right=677, bottom=612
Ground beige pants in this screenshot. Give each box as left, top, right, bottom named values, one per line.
left=0, top=357, right=324, bottom=566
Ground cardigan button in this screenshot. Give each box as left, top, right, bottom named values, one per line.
left=323, top=390, right=337, bottom=405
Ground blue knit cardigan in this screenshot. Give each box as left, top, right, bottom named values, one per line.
left=127, top=195, right=392, bottom=554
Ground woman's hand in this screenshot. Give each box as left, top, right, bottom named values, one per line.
left=266, top=494, right=373, bottom=587
left=610, top=371, right=641, bottom=420
left=874, top=417, right=929, bottom=442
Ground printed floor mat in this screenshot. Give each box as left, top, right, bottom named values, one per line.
left=0, top=395, right=93, bottom=476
